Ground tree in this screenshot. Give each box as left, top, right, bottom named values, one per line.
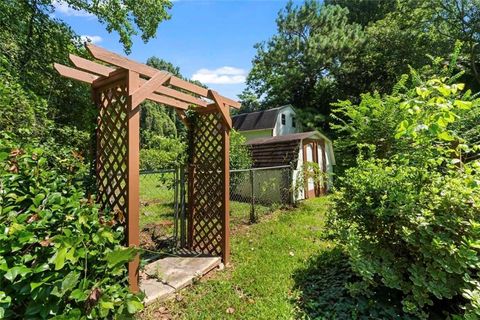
left=49, top=0, right=172, bottom=53
left=429, top=0, right=480, bottom=88
left=244, top=1, right=364, bottom=130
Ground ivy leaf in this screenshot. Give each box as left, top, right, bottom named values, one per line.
left=4, top=266, right=30, bottom=282
left=106, top=247, right=137, bottom=268
left=126, top=299, right=143, bottom=314
left=61, top=271, right=80, bottom=294
left=69, top=289, right=88, bottom=302
left=52, top=247, right=68, bottom=270
left=33, top=194, right=45, bottom=207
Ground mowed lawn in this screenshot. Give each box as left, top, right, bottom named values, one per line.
left=139, top=197, right=334, bottom=319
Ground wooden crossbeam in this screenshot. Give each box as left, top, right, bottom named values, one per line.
left=69, top=54, right=115, bottom=76
left=55, top=63, right=188, bottom=110
left=147, top=92, right=188, bottom=110
left=208, top=90, right=232, bottom=129
left=86, top=44, right=240, bottom=109
left=54, top=63, right=99, bottom=84
left=69, top=54, right=208, bottom=108
left=130, top=72, right=171, bottom=108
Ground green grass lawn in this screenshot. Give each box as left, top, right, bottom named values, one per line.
left=139, top=197, right=336, bottom=319
left=139, top=173, right=176, bottom=229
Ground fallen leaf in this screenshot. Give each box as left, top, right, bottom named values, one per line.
left=8, top=163, right=18, bottom=173
left=27, top=214, right=39, bottom=224
left=86, top=287, right=102, bottom=311
left=9, top=149, right=22, bottom=157
left=39, top=238, right=52, bottom=247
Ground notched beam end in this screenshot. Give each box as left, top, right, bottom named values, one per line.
left=54, top=63, right=99, bottom=84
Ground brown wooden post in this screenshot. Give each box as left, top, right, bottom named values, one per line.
left=127, top=70, right=141, bottom=292
left=222, top=114, right=231, bottom=263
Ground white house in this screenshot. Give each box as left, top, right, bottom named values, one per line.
left=231, top=106, right=335, bottom=202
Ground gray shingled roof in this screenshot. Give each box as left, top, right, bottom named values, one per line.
left=231, top=107, right=281, bottom=131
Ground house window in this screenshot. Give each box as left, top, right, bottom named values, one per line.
left=292, top=116, right=296, bottom=128
left=281, top=114, right=286, bottom=125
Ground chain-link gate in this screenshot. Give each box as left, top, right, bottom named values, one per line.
left=230, top=165, right=293, bottom=224
left=139, top=168, right=187, bottom=256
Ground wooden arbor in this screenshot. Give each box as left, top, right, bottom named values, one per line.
left=54, top=44, right=239, bottom=291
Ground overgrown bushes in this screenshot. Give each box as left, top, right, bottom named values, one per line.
left=0, top=137, right=142, bottom=319
left=330, top=61, right=480, bottom=318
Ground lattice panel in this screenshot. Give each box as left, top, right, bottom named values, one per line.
left=95, top=80, right=129, bottom=224
left=188, top=111, right=226, bottom=255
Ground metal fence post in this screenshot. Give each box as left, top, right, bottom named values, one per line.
left=249, top=169, right=255, bottom=223
left=173, top=167, right=179, bottom=248
left=179, top=166, right=187, bottom=248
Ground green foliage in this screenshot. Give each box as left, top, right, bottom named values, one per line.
left=141, top=102, right=178, bottom=142
left=0, top=63, right=50, bottom=140
left=140, top=136, right=186, bottom=171
left=330, top=68, right=480, bottom=318
left=293, top=161, right=327, bottom=199
left=0, top=137, right=142, bottom=319
left=244, top=0, right=364, bottom=129
left=243, top=0, right=480, bottom=133
left=230, top=130, right=252, bottom=170
left=48, top=0, right=172, bottom=53
left=330, top=91, right=405, bottom=170
left=294, top=248, right=416, bottom=319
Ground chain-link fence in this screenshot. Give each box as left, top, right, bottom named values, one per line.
left=139, top=165, right=293, bottom=253
left=230, top=165, right=293, bottom=224
left=139, top=169, right=186, bottom=253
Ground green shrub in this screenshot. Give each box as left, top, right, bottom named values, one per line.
left=139, top=136, right=186, bottom=171
left=330, top=66, right=480, bottom=318
left=230, top=129, right=252, bottom=170
left=0, top=137, right=142, bottom=319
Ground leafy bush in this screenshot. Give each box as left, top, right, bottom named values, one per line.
left=140, top=136, right=186, bottom=171
left=0, top=137, right=142, bottom=319
left=230, top=129, right=252, bottom=170
left=0, top=63, right=51, bottom=141
left=330, top=66, right=480, bottom=318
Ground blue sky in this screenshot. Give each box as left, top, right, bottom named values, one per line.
left=53, top=0, right=302, bottom=100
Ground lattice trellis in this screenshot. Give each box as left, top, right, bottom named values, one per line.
left=54, top=44, right=237, bottom=291
left=95, top=79, right=129, bottom=223
left=188, top=111, right=227, bottom=256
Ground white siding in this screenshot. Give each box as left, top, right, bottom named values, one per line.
left=273, top=106, right=300, bottom=136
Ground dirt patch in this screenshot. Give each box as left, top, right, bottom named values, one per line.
left=140, top=222, right=174, bottom=251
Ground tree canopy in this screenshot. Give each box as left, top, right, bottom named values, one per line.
left=243, top=0, right=480, bottom=132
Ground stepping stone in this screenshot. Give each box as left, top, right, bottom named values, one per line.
left=140, top=256, right=221, bottom=305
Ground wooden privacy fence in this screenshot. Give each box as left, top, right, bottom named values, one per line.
left=54, top=44, right=239, bottom=291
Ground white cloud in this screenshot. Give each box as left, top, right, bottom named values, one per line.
left=192, top=66, right=247, bottom=84
left=80, top=35, right=103, bottom=44
left=52, top=1, right=94, bottom=17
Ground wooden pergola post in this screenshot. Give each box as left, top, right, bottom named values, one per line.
left=127, top=70, right=141, bottom=291
left=54, top=44, right=239, bottom=291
